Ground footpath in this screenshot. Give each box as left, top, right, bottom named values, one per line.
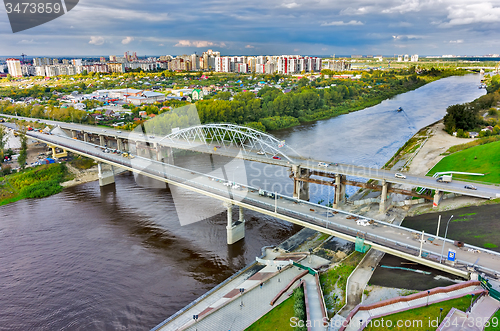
left=154, top=248, right=330, bottom=331
left=338, top=281, right=485, bottom=331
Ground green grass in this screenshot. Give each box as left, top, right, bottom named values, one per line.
left=484, top=243, right=499, bottom=249
left=0, top=163, right=68, bottom=205
left=485, top=309, right=500, bottom=331
left=364, top=295, right=473, bottom=331
left=452, top=217, right=472, bottom=222
left=245, top=295, right=295, bottom=331
left=428, top=139, right=500, bottom=184
left=459, top=213, right=476, bottom=217
left=319, top=251, right=365, bottom=312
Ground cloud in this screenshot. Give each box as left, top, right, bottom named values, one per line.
left=122, top=36, right=134, bottom=44
left=281, top=2, right=300, bottom=9
left=321, top=20, right=364, bottom=26
left=340, top=7, right=372, bottom=15
left=443, top=3, right=500, bottom=26
left=392, top=35, right=423, bottom=40
left=245, top=44, right=255, bottom=48
left=382, top=0, right=425, bottom=14
left=17, top=39, right=36, bottom=44
left=89, top=36, right=105, bottom=45
left=449, top=39, right=464, bottom=43
left=159, top=43, right=164, bottom=46
left=175, top=40, right=214, bottom=47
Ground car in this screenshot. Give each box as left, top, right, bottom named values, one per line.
left=102, top=130, right=106, bottom=132
left=215, top=145, right=221, bottom=148
left=318, top=162, right=328, bottom=167
left=117, top=130, right=122, bottom=133
left=149, top=136, right=155, bottom=138
left=257, top=151, right=265, bottom=155
left=464, top=184, right=477, bottom=190
left=273, top=156, right=281, bottom=160
left=395, top=173, right=406, bottom=179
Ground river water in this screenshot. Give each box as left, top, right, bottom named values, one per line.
left=0, top=75, right=485, bottom=330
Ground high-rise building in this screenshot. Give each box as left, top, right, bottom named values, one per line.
left=6, top=58, right=22, bottom=77
left=100, top=57, right=106, bottom=63
left=109, top=55, right=117, bottom=62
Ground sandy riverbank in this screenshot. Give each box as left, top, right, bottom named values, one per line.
left=61, top=164, right=99, bottom=188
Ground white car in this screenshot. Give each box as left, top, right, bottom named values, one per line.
left=318, top=162, right=329, bottom=167
left=395, top=173, right=406, bottom=179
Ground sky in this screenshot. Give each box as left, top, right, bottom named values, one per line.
left=1, top=0, right=500, bottom=57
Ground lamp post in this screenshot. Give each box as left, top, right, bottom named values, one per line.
left=439, top=215, right=454, bottom=263
left=427, top=290, right=431, bottom=306
left=439, top=308, right=443, bottom=324
left=470, top=293, right=475, bottom=308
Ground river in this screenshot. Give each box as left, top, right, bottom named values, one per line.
left=0, top=74, right=485, bottom=330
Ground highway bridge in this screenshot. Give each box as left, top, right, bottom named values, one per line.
left=12, top=120, right=500, bottom=280
left=3, top=114, right=500, bottom=211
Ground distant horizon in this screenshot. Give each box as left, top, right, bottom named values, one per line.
left=1, top=54, right=500, bottom=60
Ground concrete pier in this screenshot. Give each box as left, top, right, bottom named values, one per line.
left=99, top=135, right=106, bottom=147
left=98, top=162, right=115, bottom=186
left=333, top=174, right=346, bottom=208
left=226, top=203, right=245, bottom=245
left=379, top=179, right=389, bottom=213
left=433, top=190, right=443, bottom=207
left=292, top=165, right=310, bottom=201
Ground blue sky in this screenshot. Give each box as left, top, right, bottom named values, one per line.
left=1, top=0, right=500, bottom=56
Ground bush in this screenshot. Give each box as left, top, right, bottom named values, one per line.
left=293, top=287, right=307, bottom=331
left=1, top=164, right=11, bottom=176
left=19, top=179, right=63, bottom=198
left=488, top=108, right=498, bottom=116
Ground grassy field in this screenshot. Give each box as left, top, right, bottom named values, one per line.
left=485, top=309, right=500, bottom=331
left=364, top=295, right=472, bottom=331
left=428, top=140, right=500, bottom=184
left=245, top=295, right=295, bottom=331
left=0, top=163, right=69, bottom=206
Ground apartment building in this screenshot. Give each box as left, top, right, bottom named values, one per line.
left=6, top=58, right=22, bottom=77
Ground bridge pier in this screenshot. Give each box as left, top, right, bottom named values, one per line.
left=226, top=203, right=245, bottom=245
left=84, top=132, right=89, bottom=143
left=433, top=190, right=443, bottom=207
left=379, top=179, right=390, bottom=213
left=117, top=138, right=124, bottom=151
left=99, top=135, right=106, bottom=147
left=98, top=162, right=115, bottom=186
left=292, top=165, right=310, bottom=201
left=333, top=174, right=346, bottom=208
left=71, top=130, right=77, bottom=138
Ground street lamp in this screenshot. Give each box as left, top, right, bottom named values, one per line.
left=439, top=308, right=443, bottom=324
left=439, top=215, right=454, bottom=263
left=427, top=290, right=431, bottom=306
left=470, top=293, right=475, bottom=307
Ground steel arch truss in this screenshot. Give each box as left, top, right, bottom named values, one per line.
left=159, top=123, right=298, bottom=162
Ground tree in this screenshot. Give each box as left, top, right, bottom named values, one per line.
left=17, top=125, right=28, bottom=170
left=0, top=125, right=8, bottom=162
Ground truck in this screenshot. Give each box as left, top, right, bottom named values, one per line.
left=436, top=175, right=452, bottom=183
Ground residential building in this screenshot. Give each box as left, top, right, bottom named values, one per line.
left=6, top=58, right=22, bottom=77
left=108, top=62, right=125, bottom=73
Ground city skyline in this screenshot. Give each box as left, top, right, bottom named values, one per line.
left=1, top=0, right=499, bottom=56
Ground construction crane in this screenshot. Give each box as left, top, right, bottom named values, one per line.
left=21, top=53, right=27, bottom=64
